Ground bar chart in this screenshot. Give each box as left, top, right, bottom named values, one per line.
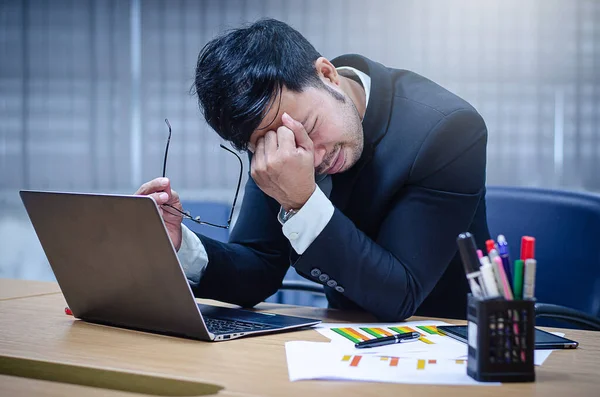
left=331, top=325, right=448, bottom=345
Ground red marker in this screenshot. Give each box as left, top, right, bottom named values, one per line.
left=485, top=239, right=496, bottom=254
left=65, top=307, right=73, bottom=316
left=521, top=236, right=536, bottom=260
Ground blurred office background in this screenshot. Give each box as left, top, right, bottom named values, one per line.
left=1, top=0, right=598, bottom=305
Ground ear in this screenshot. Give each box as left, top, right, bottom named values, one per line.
left=314, top=57, right=340, bottom=87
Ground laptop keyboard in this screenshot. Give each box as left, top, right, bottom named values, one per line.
left=203, top=316, right=272, bottom=334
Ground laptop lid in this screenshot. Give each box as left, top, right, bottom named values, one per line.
left=20, top=190, right=213, bottom=340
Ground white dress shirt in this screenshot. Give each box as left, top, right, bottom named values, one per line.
left=177, top=66, right=371, bottom=281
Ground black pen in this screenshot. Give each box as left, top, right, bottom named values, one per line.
left=354, top=332, right=421, bottom=349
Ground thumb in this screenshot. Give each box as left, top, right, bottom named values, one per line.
left=282, top=112, right=313, bottom=152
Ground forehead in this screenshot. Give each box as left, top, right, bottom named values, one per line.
left=250, top=86, right=319, bottom=144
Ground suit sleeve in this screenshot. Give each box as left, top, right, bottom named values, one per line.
left=189, top=175, right=291, bottom=307
left=293, top=109, right=488, bottom=321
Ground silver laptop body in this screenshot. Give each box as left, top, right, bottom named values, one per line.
left=20, top=190, right=320, bottom=341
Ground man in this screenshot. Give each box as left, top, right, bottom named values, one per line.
left=136, top=19, right=490, bottom=321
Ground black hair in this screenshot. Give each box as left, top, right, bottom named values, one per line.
left=193, top=18, right=325, bottom=151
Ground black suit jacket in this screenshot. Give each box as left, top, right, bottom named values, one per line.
left=191, top=54, right=491, bottom=321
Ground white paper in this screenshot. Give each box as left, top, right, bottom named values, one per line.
left=285, top=341, right=499, bottom=386
left=316, top=322, right=565, bottom=367
left=315, top=321, right=468, bottom=358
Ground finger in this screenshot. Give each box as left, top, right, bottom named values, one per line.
left=282, top=112, right=313, bottom=151
left=169, top=188, right=179, bottom=204
left=135, top=177, right=169, bottom=195
left=251, top=136, right=266, bottom=173
left=263, top=131, right=277, bottom=164
left=264, top=130, right=278, bottom=153
left=276, top=126, right=295, bottom=152
left=149, top=191, right=170, bottom=205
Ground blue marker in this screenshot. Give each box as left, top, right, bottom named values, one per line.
left=497, top=235, right=514, bottom=290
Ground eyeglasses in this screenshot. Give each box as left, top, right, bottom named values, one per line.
left=161, top=118, right=243, bottom=229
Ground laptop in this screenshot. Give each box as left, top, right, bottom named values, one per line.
left=20, top=190, right=320, bottom=341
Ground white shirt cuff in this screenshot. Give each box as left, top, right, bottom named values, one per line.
left=281, top=186, right=335, bottom=255
left=177, top=224, right=209, bottom=284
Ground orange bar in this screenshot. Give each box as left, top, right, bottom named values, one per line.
left=374, top=327, right=394, bottom=337
left=390, top=357, right=399, bottom=367
left=428, top=359, right=437, bottom=364
left=343, top=328, right=370, bottom=341
left=350, top=355, right=362, bottom=367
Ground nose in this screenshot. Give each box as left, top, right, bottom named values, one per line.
left=313, top=146, right=327, bottom=169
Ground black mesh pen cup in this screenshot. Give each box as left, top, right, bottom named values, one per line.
left=466, top=295, right=535, bottom=382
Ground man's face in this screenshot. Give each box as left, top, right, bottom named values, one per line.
left=249, top=82, right=364, bottom=175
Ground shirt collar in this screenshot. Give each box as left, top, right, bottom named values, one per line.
left=336, top=66, right=371, bottom=108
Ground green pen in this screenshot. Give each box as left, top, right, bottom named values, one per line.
left=513, top=259, right=524, bottom=300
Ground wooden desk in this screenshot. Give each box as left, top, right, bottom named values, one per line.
left=1, top=279, right=599, bottom=397
left=0, top=278, right=60, bottom=301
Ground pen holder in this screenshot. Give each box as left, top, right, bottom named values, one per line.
left=466, top=295, right=535, bottom=382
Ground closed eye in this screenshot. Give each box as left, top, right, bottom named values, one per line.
left=309, top=115, right=318, bottom=135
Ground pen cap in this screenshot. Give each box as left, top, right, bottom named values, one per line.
left=485, top=239, right=496, bottom=254
left=497, top=234, right=509, bottom=255
left=523, top=258, right=537, bottom=299
left=521, top=236, right=536, bottom=260
left=513, top=259, right=525, bottom=300
left=457, top=232, right=481, bottom=274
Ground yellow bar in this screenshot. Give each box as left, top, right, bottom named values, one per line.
left=419, top=336, right=434, bottom=344
left=417, top=359, right=426, bottom=370
left=425, top=325, right=441, bottom=335
left=341, top=355, right=352, bottom=362
left=380, top=356, right=388, bottom=361
left=456, top=359, right=465, bottom=364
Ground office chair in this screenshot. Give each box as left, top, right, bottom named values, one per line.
left=486, top=186, right=600, bottom=330
left=179, top=201, right=230, bottom=243
left=275, top=273, right=327, bottom=308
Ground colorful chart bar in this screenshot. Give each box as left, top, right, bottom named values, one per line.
left=332, top=325, right=443, bottom=344
left=341, top=355, right=363, bottom=367
left=332, top=328, right=361, bottom=344
left=360, top=328, right=383, bottom=338
left=417, top=325, right=441, bottom=335
left=417, top=359, right=426, bottom=370
left=390, top=326, right=419, bottom=334
left=390, top=357, right=399, bottom=367
left=389, top=327, right=434, bottom=344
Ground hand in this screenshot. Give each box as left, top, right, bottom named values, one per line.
left=251, top=112, right=316, bottom=211
left=135, top=177, right=183, bottom=250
